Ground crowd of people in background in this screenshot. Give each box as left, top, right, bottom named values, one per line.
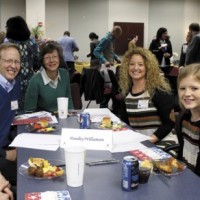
left=1, top=14, right=200, bottom=199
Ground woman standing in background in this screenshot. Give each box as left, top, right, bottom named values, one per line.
left=87, top=32, right=100, bottom=68
left=5, top=16, right=40, bottom=112
left=149, top=27, right=173, bottom=74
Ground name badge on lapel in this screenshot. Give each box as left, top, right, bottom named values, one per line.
left=11, top=100, right=19, bottom=110
left=138, top=100, right=149, bottom=109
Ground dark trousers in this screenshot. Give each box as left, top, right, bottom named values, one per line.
left=0, top=158, right=17, bottom=186
left=66, top=61, right=76, bottom=76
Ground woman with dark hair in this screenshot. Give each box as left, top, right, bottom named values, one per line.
left=87, top=32, right=100, bottom=68
left=149, top=27, right=173, bottom=74
left=5, top=16, right=40, bottom=112
left=24, top=42, right=74, bottom=113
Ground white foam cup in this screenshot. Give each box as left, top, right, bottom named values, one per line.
left=57, top=97, right=68, bottom=119
left=64, top=146, right=86, bottom=187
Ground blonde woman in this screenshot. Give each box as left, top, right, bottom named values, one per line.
left=119, top=47, right=175, bottom=143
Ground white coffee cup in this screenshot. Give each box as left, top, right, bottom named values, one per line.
left=57, top=97, right=68, bottom=119
left=65, top=146, right=86, bottom=187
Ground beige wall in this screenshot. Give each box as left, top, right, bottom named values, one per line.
left=46, top=0, right=69, bottom=40
left=0, top=0, right=200, bottom=61
left=26, top=0, right=45, bottom=36
left=108, top=0, right=149, bottom=49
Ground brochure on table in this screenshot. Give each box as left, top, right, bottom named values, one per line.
left=60, top=128, right=150, bottom=153
left=12, top=111, right=58, bottom=125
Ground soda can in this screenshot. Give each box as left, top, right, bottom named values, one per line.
left=121, top=156, right=139, bottom=191
left=79, top=113, right=90, bottom=129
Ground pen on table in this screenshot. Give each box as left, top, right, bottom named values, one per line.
left=57, top=159, right=120, bottom=168
left=57, top=164, right=66, bottom=168
left=86, top=159, right=120, bottom=166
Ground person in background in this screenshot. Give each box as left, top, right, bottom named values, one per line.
left=4, top=16, right=40, bottom=112
left=128, top=35, right=138, bottom=51
left=149, top=27, right=173, bottom=74
left=0, top=43, right=21, bottom=189
left=179, top=32, right=192, bottom=68
left=94, top=26, right=122, bottom=67
left=0, top=172, right=13, bottom=200
left=0, top=31, right=6, bottom=44
left=87, top=32, right=100, bottom=68
left=119, top=47, right=175, bottom=143
left=57, top=31, right=79, bottom=76
left=185, top=23, right=200, bottom=65
left=24, top=42, right=73, bottom=113
left=93, top=26, right=122, bottom=114
left=176, top=63, right=200, bottom=176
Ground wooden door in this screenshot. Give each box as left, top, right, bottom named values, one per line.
left=114, top=22, right=144, bottom=55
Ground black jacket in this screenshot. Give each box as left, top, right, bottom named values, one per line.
left=80, top=68, right=104, bottom=104
left=149, top=39, right=173, bottom=66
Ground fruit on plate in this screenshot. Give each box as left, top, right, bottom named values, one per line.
left=27, top=157, right=64, bottom=178
left=153, top=157, right=185, bottom=174
left=140, top=160, right=153, bottom=169
left=32, top=120, right=49, bottom=130
left=36, top=126, right=56, bottom=132
left=101, top=117, right=112, bottom=128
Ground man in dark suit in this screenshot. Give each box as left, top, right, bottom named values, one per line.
left=185, top=23, right=200, bottom=65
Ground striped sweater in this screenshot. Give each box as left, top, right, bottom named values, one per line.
left=120, top=89, right=174, bottom=140
left=177, top=112, right=200, bottom=176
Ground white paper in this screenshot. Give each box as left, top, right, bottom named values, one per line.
left=111, top=130, right=150, bottom=153
left=60, top=128, right=112, bottom=151
left=83, top=108, right=120, bottom=123
left=9, top=133, right=60, bottom=151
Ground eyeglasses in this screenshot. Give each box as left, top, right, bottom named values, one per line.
left=0, top=59, right=21, bottom=66
left=43, top=55, right=59, bottom=62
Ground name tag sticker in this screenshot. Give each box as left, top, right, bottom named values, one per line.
left=11, top=100, right=18, bottom=110
left=138, top=100, right=149, bottom=109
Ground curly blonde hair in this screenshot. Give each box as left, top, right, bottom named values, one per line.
left=119, top=47, right=171, bottom=97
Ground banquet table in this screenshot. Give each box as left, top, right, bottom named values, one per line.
left=17, top=116, right=200, bottom=200
left=75, top=62, right=90, bottom=73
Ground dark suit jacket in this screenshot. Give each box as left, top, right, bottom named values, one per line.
left=185, top=33, right=200, bottom=65
left=149, top=39, right=173, bottom=66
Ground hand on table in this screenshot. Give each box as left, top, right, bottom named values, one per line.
left=0, top=173, right=13, bottom=200
left=149, top=134, right=159, bottom=143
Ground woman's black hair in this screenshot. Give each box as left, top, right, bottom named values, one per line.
left=89, top=32, right=99, bottom=40
left=6, top=16, right=31, bottom=41
left=156, top=27, right=167, bottom=40
left=189, top=23, right=200, bottom=32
